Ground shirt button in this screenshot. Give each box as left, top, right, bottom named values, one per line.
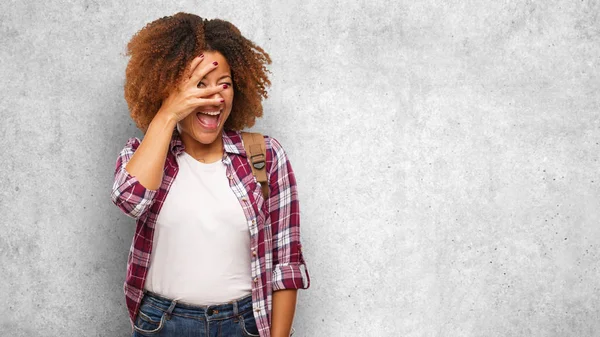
left=241, top=197, right=248, bottom=202
left=252, top=250, right=257, bottom=257
left=252, top=219, right=256, bottom=224
left=253, top=277, right=258, bottom=283
left=227, top=174, right=233, bottom=180
left=255, top=308, right=260, bottom=312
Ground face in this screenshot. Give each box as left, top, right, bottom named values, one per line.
left=177, top=51, right=234, bottom=145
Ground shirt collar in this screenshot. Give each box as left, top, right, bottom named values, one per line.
left=169, top=127, right=247, bottom=158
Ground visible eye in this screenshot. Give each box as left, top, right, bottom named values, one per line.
left=197, top=82, right=206, bottom=88
left=220, top=82, right=232, bottom=87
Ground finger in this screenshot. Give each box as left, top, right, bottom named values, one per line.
left=189, top=60, right=219, bottom=87
left=186, top=54, right=205, bottom=79
left=189, top=97, right=225, bottom=108
left=193, top=84, right=228, bottom=98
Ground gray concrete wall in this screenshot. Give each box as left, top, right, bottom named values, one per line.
left=1, top=1, right=598, bottom=336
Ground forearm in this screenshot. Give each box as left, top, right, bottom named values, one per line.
left=125, top=111, right=177, bottom=190
left=271, top=289, right=297, bottom=337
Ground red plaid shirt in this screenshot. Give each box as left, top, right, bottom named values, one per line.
left=111, top=127, right=310, bottom=337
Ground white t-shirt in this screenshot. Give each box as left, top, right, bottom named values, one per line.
left=144, top=151, right=252, bottom=305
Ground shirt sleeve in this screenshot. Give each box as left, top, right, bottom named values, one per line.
left=268, top=137, right=311, bottom=291
left=111, top=137, right=158, bottom=219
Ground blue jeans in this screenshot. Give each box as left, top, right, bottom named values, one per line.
left=132, top=291, right=259, bottom=337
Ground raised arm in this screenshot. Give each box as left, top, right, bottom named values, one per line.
left=110, top=113, right=176, bottom=219
left=123, top=113, right=177, bottom=191
left=111, top=54, right=226, bottom=218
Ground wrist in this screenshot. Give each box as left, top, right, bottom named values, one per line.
left=153, top=109, right=178, bottom=130
left=270, top=330, right=290, bottom=337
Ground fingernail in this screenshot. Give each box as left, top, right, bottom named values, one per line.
left=213, top=61, right=218, bottom=66
left=220, top=99, right=225, bottom=102
left=222, top=84, right=228, bottom=89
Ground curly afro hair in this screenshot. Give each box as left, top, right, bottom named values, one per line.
left=124, top=12, right=271, bottom=133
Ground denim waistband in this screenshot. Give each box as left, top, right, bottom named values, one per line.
left=141, top=291, right=254, bottom=320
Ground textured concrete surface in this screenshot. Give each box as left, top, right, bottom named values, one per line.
left=1, top=1, right=599, bottom=336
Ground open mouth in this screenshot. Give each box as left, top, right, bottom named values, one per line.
left=196, top=109, right=222, bottom=130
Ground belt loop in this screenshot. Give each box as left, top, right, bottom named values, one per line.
left=233, top=297, right=239, bottom=316
left=165, top=300, right=177, bottom=320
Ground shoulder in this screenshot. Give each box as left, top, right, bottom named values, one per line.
left=264, top=135, right=291, bottom=171
left=227, top=129, right=286, bottom=155
left=266, top=135, right=286, bottom=159
left=113, top=137, right=143, bottom=170
left=262, top=134, right=279, bottom=151
left=117, top=137, right=142, bottom=155
left=125, top=137, right=142, bottom=148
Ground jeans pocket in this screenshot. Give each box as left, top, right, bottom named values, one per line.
left=133, top=303, right=166, bottom=335
left=238, top=310, right=260, bottom=337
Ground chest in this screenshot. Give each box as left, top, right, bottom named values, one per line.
left=151, top=151, right=271, bottom=233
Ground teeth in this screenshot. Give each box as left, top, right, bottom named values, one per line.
left=198, top=110, right=221, bottom=116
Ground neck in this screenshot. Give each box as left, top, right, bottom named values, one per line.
left=180, top=131, right=224, bottom=163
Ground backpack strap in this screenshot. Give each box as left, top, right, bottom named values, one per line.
left=241, top=132, right=270, bottom=200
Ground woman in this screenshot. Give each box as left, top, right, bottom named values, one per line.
left=111, top=12, right=310, bottom=337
